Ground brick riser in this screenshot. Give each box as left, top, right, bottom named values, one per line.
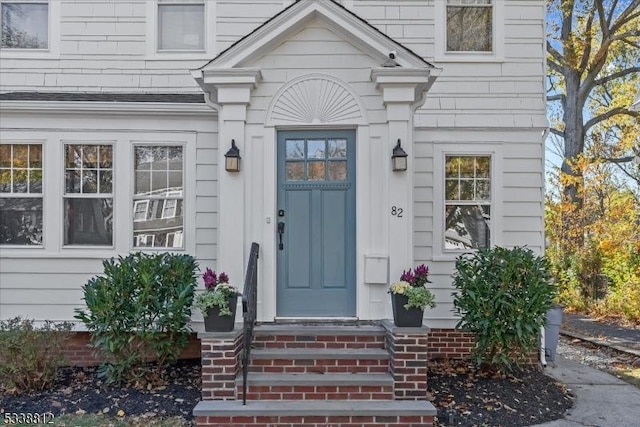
left=196, top=415, right=434, bottom=427
left=237, top=384, right=394, bottom=400
left=248, top=358, right=388, bottom=374
left=253, top=335, right=385, bottom=350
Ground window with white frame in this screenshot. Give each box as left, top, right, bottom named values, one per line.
left=444, top=155, right=491, bottom=250
left=133, top=145, right=183, bottom=249
left=1, top=1, right=48, bottom=49
left=446, top=0, right=492, bottom=52
left=0, top=143, right=43, bottom=245
left=63, top=144, right=113, bottom=246
left=157, top=0, right=204, bottom=51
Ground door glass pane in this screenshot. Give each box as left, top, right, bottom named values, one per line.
left=286, top=140, right=305, bottom=159
left=307, top=161, right=325, bottom=180
left=286, top=162, right=304, bottom=181
left=328, top=161, right=347, bottom=180
left=307, top=139, right=326, bottom=159
left=328, top=139, right=347, bottom=158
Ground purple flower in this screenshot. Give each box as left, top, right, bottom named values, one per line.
left=202, top=268, right=217, bottom=290
left=399, top=264, right=431, bottom=287
left=218, top=272, right=229, bottom=284
left=413, top=264, right=431, bottom=286
left=400, top=269, right=415, bottom=284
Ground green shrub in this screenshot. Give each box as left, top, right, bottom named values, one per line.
left=452, top=246, right=556, bottom=371
left=75, top=252, right=198, bottom=384
left=0, top=317, right=73, bottom=392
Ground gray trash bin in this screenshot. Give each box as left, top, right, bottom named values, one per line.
left=544, top=304, right=564, bottom=362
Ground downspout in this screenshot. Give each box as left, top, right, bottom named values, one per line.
left=540, top=325, right=547, bottom=367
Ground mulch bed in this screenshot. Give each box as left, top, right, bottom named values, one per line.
left=428, top=359, right=573, bottom=427
left=2, top=358, right=573, bottom=426
left=0, top=359, right=201, bottom=422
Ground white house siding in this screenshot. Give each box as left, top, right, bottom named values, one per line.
left=0, top=110, right=217, bottom=322
left=1, top=0, right=547, bottom=327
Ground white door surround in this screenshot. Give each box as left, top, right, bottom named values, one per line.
left=190, top=0, right=441, bottom=321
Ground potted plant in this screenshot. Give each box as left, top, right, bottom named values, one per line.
left=389, top=264, right=436, bottom=327
left=194, top=269, right=241, bottom=332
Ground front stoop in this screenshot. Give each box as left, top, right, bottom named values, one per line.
left=194, top=400, right=436, bottom=427
left=195, top=321, right=435, bottom=426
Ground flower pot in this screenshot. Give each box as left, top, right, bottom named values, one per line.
left=391, top=293, right=424, bottom=327
left=203, top=296, right=238, bottom=332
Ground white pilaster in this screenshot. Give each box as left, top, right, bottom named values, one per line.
left=371, top=68, right=439, bottom=309
left=196, top=69, right=261, bottom=289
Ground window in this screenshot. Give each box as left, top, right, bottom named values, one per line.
left=0, top=143, right=43, bottom=245
left=285, top=138, right=348, bottom=181
left=1, top=1, right=48, bottom=49
left=133, top=146, right=183, bottom=249
left=446, top=0, right=492, bottom=52
left=444, top=155, right=491, bottom=250
left=63, top=144, right=113, bottom=246
left=157, top=0, right=204, bottom=51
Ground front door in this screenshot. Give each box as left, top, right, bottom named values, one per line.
left=276, top=130, right=356, bottom=317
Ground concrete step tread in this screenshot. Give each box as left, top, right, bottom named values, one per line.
left=236, top=372, right=393, bottom=386
left=254, top=324, right=385, bottom=336
left=251, top=348, right=388, bottom=359
left=194, top=399, right=437, bottom=416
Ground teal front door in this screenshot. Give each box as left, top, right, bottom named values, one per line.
left=276, top=130, right=356, bottom=317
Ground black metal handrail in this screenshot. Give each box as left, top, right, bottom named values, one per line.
left=241, top=242, right=259, bottom=405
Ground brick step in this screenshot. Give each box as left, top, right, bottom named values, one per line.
left=236, top=373, right=394, bottom=401
left=248, top=348, right=389, bottom=373
left=194, top=400, right=436, bottom=427
left=252, top=324, right=386, bottom=349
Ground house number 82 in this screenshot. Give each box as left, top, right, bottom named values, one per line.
left=391, top=206, right=403, bottom=218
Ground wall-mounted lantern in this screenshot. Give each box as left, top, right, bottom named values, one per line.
left=225, top=139, right=241, bottom=172
left=392, top=139, right=408, bottom=171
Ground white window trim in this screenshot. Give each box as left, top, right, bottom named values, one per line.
left=432, top=142, right=503, bottom=261
left=145, top=0, right=216, bottom=60
left=0, top=140, right=45, bottom=248
left=0, top=0, right=60, bottom=59
left=434, top=0, right=504, bottom=63
left=61, top=142, right=115, bottom=249
left=130, top=141, right=186, bottom=251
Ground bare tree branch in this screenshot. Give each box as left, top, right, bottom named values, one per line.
left=584, top=107, right=640, bottom=131
left=550, top=127, right=565, bottom=138
left=593, top=66, right=640, bottom=87
left=547, top=41, right=565, bottom=66
left=547, top=94, right=566, bottom=102
left=578, top=12, right=595, bottom=74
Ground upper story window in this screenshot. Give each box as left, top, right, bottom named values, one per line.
left=444, top=155, right=491, bottom=250
left=0, top=143, right=43, bottom=246
left=1, top=1, right=48, bottom=49
left=446, top=0, right=492, bottom=52
left=158, top=0, right=204, bottom=51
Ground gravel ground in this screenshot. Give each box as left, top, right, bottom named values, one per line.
left=556, top=335, right=640, bottom=372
